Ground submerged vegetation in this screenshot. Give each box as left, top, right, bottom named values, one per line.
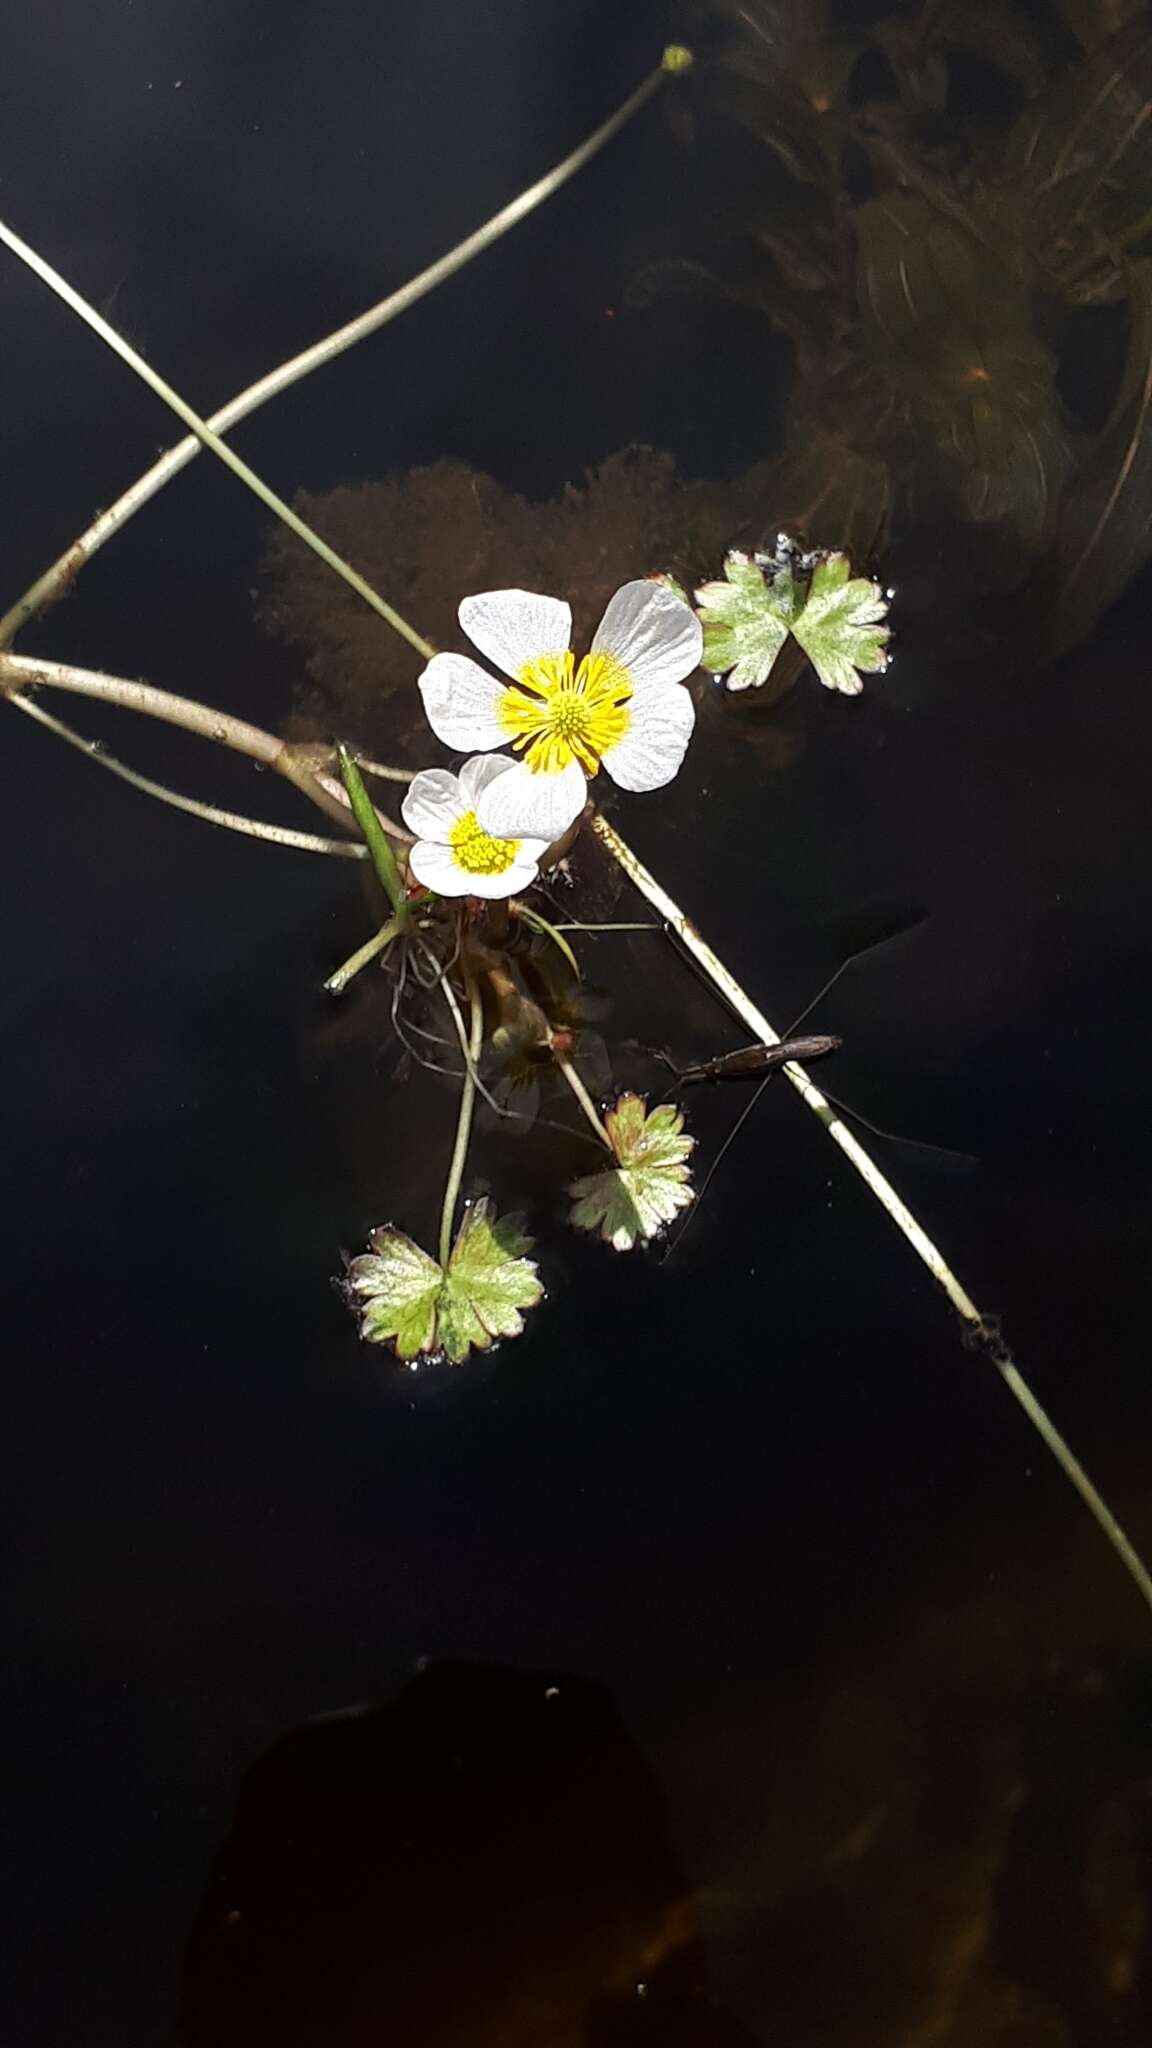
left=0, top=33, right=1150, bottom=1621
left=640, top=0, right=1152, bottom=656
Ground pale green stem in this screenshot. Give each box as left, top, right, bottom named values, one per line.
left=324, top=916, right=403, bottom=994
left=0, top=216, right=434, bottom=662
left=10, top=690, right=370, bottom=858
left=512, top=901, right=581, bottom=977
left=439, top=979, right=484, bottom=1268
left=554, top=1049, right=613, bottom=1149
left=0, top=57, right=677, bottom=647
left=0, top=649, right=365, bottom=831
left=592, top=810, right=1152, bottom=1615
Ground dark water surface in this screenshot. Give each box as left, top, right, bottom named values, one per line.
left=3, top=3, right=1152, bottom=2043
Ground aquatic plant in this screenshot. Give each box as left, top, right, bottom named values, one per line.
left=649, top=2, right=1152, bottom=659
left=1, top=42, right=1149, bottom=1620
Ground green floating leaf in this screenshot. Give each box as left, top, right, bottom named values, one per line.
left=438, top=1201, right=542, bottom=1363
left=695, top=546, right=889, bottom=696
left=347, top=1198, right=542, bottom=1365
left=790, top=552, right=890, bottom=696
left=695, top=550, right=798, bottom=692
left=569, top=1094, right=695, bottom=1253
left=347, top=1231, right=442, bottom=1360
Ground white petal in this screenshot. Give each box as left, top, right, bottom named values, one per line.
left=592, top=580, right=703, bottom=695
left=457, top=753, right=520, bottom=808
left=475, top=755, right=587, bottom=840
left=457, top=856, right=543, bottom=901
left=459, top=589, right=572, bottom=681
left=407, top=837, right=541, bottom=901
left=400, top=767, right=464, bottom=840
left=418, top=653, right=505, bottom=751
left=600, top=681, right=696, bottom=793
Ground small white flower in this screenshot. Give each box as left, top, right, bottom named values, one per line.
left=401, top=755, right=550, bottom=900
left=416, top=580, right=702, bottom=841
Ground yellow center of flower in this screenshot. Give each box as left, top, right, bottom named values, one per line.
left=497, top=649, right=632, bottom=776
left=448, top=809, right=521, bottom=876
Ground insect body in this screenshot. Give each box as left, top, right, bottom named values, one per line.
left=668, top=1033, right=841, bottom=1086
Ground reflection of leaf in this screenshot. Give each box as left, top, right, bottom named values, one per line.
left=1058, top=0, right=1144, bottom=55
left=624, top=258, right=736, bottom=315
left=695, top=547, right=889, bottom=695
left=348, top=1199, right=542, bottom=1365
left=913, top=0, right=1055, bottom=98
left=704, top=64, right=831, bottom=190
left=714, top=0, right=862, bottom=129
left=1005, top=17, right=1152, bottom=291
left=1043, top=261, right=1152, bottom=656
left=854, top=193, right=1071, bottom=539
left=791, top=554, right=891, bottom=696
left=750, top=434, right=893, bottom=579
left=569, top=1096, right=695, bottom=1253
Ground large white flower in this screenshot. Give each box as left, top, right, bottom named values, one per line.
left=416, top=580, right=703, bottom=841
left=401, top=756, right=550, bottom=900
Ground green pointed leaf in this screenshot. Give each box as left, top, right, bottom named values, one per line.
left=346, top=1200, right=542, bottom=1365
left=789, top=552, right=890, bottom=696
left=568, top=1094, right=695, bottom=1253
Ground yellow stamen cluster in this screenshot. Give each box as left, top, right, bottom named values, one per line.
left=499, top=650, right=632, bottom=776
left=448, top=809, right=520, bottom=876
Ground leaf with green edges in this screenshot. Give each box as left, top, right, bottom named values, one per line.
left=695, top=551, right=798, bottom=692
left=438, top=1200, right=542, bottom=1364
left=695, top=547, right=889, bottom=696
left=569, top=1094, right=695, bottom=1252
left=790, top=552, right=890, bottom=696
left=347, top=1231, right=442, bottom=1359
left=347, top=1199, right=541, bottom=1365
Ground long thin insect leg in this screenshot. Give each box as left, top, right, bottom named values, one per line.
left=661, top=1073, right=774, bottom=1263
left=814, top=1085, right=979, bottom=1170
left=781, top=954, right=861, bottom=1035
left=782, top=918, right=930, bottom=1035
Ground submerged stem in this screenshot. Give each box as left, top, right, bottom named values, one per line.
left=994, top=1354, right=1152, bottom=1609
left=439, top=980, right=484, bottom=1269
left=592, top=810, right=1152, bottom=1615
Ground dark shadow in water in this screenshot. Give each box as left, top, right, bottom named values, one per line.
left=179, top=1660, right=756, bottom=2047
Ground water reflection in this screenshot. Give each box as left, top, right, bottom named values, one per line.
left=180, top=1661, right=756, bottom=2046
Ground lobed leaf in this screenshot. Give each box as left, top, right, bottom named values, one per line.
left=347, top=1200, right=541, bottom=1365
left=695, top=551, right=793, bottom=691
left=696, top=545, right=889, bottom=696
left=569, top=1094, right=695, bottom=1253
left=790, top=552, right=890, bottom=695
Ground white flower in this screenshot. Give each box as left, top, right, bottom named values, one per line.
left=416, top=580, right=702, bottom=841
left=401, top=756, right=550, bottom=900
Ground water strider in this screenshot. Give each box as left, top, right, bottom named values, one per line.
left=659, top=1033, right=842, bottom=1086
